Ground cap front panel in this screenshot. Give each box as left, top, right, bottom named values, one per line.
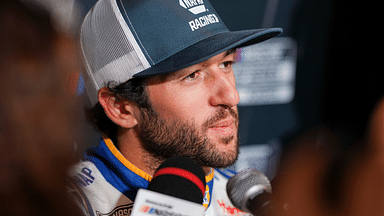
left=117, top=0, right=229, bottom=65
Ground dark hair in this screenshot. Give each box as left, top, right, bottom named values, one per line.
left=85, top=78, right=149, bottom=143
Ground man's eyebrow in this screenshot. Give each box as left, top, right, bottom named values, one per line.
left=225, top=48, right=237, bottom=56
left=158, top=48, right=239, bottom=81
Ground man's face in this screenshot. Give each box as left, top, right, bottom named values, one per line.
left=138, top=49, right=240, bottom=168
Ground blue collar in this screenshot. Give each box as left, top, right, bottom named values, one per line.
left=84, top=137, right=214, bottom=208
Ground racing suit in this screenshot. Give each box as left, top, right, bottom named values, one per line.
left=69, top=136, right=249, bottom=216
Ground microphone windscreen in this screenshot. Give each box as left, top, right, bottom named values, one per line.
left=226, top=169, right=272, bottom=211
left=147, top=156, right=206, bottom=204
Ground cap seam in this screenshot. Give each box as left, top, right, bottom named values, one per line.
left=79, top=11, right=101, bottom=94
left=118, top=0, right=154, bottom=65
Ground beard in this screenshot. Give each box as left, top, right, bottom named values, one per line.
left=137, top=106, right=240, bottom=169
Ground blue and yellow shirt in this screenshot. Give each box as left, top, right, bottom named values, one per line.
left=69, top=137, right=248, bottom=216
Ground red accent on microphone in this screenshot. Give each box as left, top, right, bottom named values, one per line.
left=153, top=167, right=206, bottom=197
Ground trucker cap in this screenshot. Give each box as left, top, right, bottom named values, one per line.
left=80, top=0, right=282, bottom=105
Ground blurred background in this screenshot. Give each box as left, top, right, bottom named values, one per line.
left=2, top=1, right=381, bottom=214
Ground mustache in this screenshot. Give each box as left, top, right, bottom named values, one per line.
left=202, top=107, right=239, bottom=131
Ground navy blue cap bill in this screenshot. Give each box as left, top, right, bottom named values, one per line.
left=133, top=28, right=282, bottom=78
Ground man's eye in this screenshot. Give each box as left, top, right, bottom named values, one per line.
left=219, top=61, right=234, bottom=69
left=185, top=71, right=200, bottom=80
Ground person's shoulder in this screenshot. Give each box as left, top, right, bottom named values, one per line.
left=68, top=160, right=134, bottom=215
left=69, top=160, right=101, bottom=189
left=209, top=169, right=252, bottom=216
left=211, top=168, right=234, bottom=191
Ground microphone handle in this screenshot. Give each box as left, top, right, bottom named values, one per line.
left=247, top=193, right=283, bottom=216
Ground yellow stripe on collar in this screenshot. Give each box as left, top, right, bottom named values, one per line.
left=103, top=136, right=216, bottom=187
left=103, top=136, right=153, bottom=182
left=203, top=169, right=214, bottom=209
left=205, top=169, right=215, bottom=183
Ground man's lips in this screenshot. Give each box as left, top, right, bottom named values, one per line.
left=210, top=119, right=234, bottom=127
left=209, top=118, right=236, bottom=136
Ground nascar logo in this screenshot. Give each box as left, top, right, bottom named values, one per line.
left=179, top=0, right=206, bottom=15
left=139, top=205, right=187, bottom=216
left=139, top=205, right=156, bottom=214
left=97, top=204, right=133, bottom=216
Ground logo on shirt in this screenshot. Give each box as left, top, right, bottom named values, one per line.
left=139, top=205, right=188, bottom=216
left=179, top=0, right=206, bottom=14
left=73, top=167, right=95, bottom=187
left=203, top=184, right=211, bottom=209
left=217, top=199, right=248, bottom=216
left=97, top=204, right=133, bottom=216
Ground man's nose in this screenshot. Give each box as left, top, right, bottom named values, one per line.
left=208, top=70, right=240, bottom=108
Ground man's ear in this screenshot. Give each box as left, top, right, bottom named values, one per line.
left=98, top=87, right=139, bottom=129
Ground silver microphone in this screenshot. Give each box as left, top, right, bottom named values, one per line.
left=226, top=169, right=274, bottom=215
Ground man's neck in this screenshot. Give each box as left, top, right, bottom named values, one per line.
left=117, top=128, right=158, bottom=176
left=202, top=167, right=213, bottom=176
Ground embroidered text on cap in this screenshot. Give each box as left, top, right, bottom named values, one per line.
left=179, top=0, right=206, bottom=15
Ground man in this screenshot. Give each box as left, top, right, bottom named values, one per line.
left=69, top=0, right=281, bottom=215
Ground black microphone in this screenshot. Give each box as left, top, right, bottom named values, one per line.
left=148, top=156, right=206, bottom=203
left=226, top=169, right=277, bottom=216
left=131, top=156, right=206, bottom=216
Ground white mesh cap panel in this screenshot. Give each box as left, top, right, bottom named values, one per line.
left=80, top=0, right=150, bottom=105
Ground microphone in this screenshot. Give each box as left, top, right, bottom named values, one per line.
left=131, top=156, right=206, bottom=216
left=226, top=169, right=276, bottom=216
